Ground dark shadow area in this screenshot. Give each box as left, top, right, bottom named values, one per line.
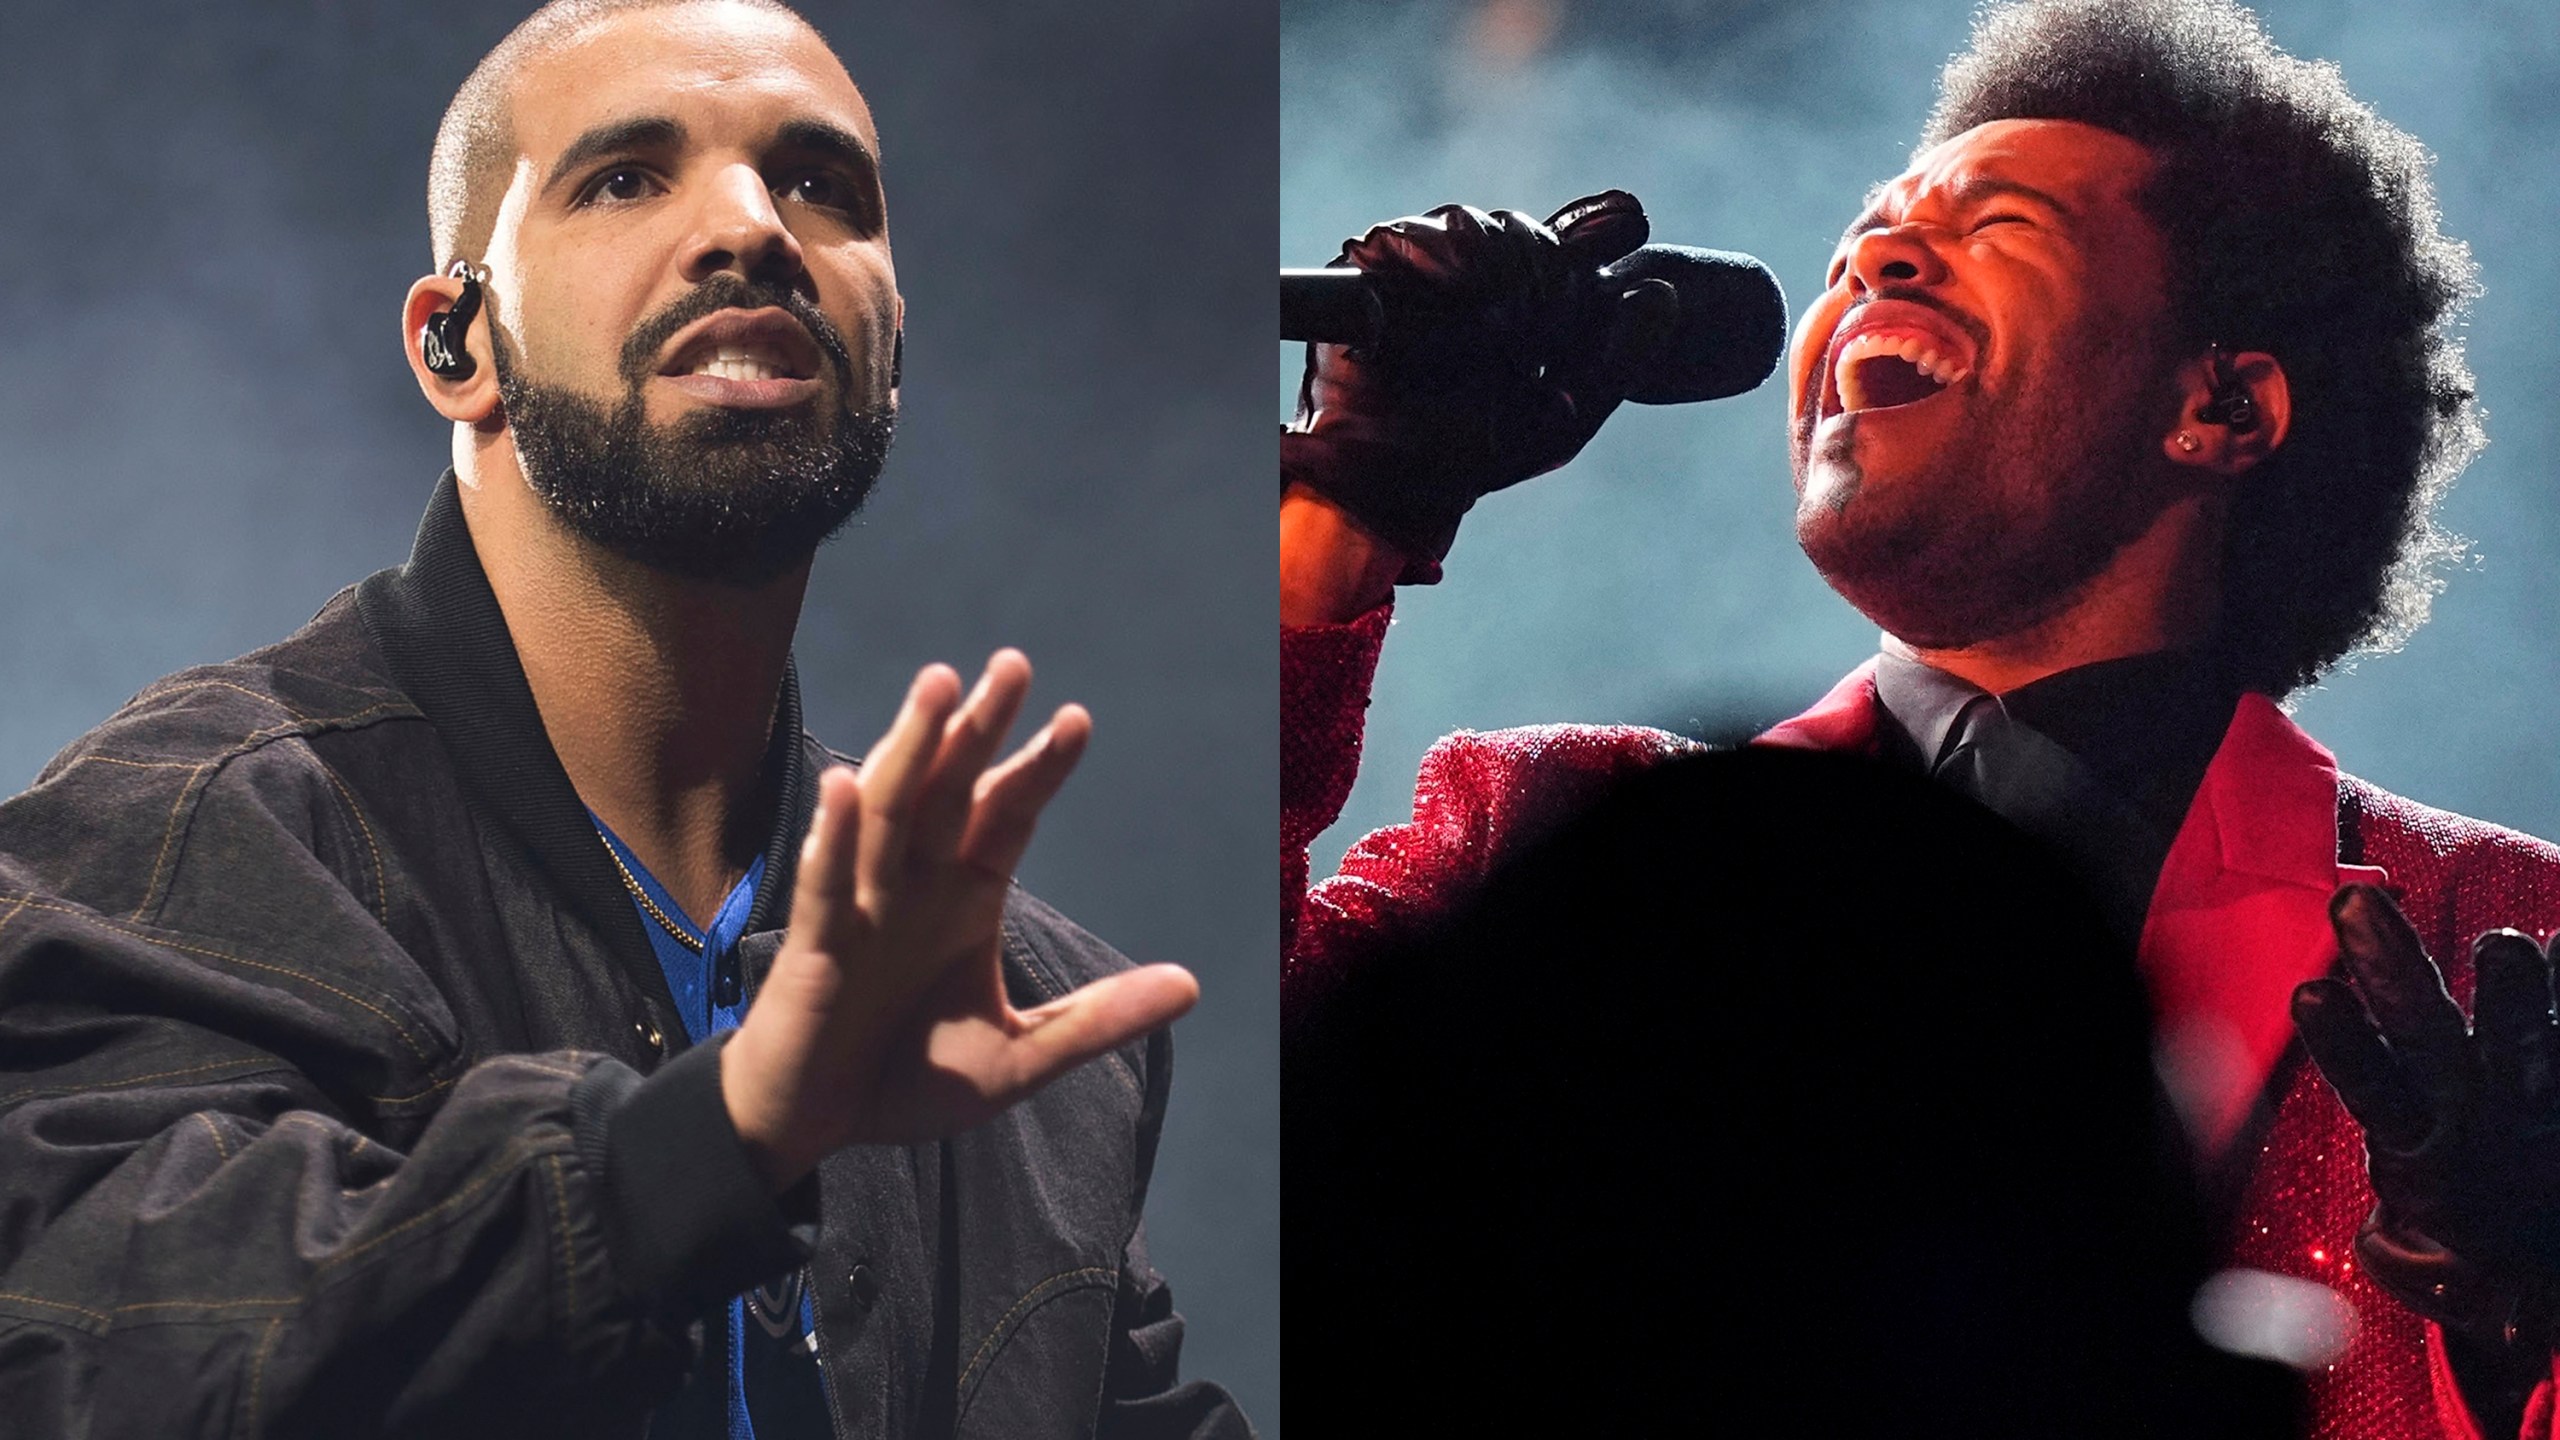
left=1287, top=747, right=2303, bottom=1433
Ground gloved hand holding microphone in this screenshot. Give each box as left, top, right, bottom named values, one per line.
left=1280, top=190, right=1787, bottom=593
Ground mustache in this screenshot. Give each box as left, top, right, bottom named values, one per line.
left=1844, top=286, right=1990, bottom=354
left=1795, top=285, right=1991, bottom=437
left=616, top=276, right=858, bottom=388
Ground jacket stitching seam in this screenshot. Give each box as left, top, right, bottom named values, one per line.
left=135, top=760, right=212, bottom=921
left=130, top=703, right=421, bottom=922
left=543, top=1152, right=577, bottom=1326
left=1, top=896, right=441, bottom=1068
left=114, top=1297, right=295, bottom=1314
left=312, top=1135, right=553, bottom=1278
left=312, top=761, right=390, bottom=923
left=0, top=1058, right=286, bottom=1112
left=368, top=1073, right=460, bottom=1106
left=244, top=1313, right=283, bottom=1437
left=114, top=1137, right=563, bottom=1316
left=191, top=1111, right=234, bottom=1161
left=0, top=1141, right=563, bottom=1335
left=131, top=678, right=316, bottom=722
left=955, top=1265, right=1117, bottom=1405
left=0, top=1292, right=110, bottom=1326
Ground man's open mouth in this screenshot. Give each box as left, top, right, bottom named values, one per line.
left=684, top=345, right=799, bottom=383
left=655, top=308, right=825, bottom=385
left=1819, top=307, right=1977, bottom=419
left=1835, top=334, right=1968, bottom=412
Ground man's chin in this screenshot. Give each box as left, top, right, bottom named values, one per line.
left=1799, top=482, right=2025, bottom=649
left=500, top=364, right=894, bottom=589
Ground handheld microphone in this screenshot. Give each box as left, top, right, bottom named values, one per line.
left=1281, top=244, right=1787, bottom=406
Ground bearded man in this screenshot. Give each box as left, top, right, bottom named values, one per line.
left=0, top=2, right=1244, bottom=1437
left=1282, top=1, right=2560, bottom=1434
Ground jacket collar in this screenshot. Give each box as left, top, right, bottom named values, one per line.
left=2176, top=693, right=2343, bottom=892
left=1758, top=663, right=2344, bottom=894
left=1762, top=665, right=2355, bottom=1157
left=352, top=474, right=814, bottom=997
left=1755, top=659, right=1884, bottom=754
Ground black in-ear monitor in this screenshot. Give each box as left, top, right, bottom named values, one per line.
left=422, top=260, right=488, bottom=379
left=2196, top=343, right=2258, bottom=433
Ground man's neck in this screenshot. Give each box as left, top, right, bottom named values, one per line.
left=459, top=458, right=805, bottom=925
left=1894, top=493, right=2222, bottom=695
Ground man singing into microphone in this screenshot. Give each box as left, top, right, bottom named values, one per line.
left=0, top=1, right=1246, bottom=1436
left=1285, top=0, right=2560, bottom=1433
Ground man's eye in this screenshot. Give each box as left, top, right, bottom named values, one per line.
left=1971, top=213, right=2029, bottom=231
left=783, top=174, right=849, bottom=209
left=583, top=167, right=657, bottom=205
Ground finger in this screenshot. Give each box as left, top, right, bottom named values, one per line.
left=908, top=650, right=1034, bottom=865
left=958, top=704, right=1091, bottom=878
left=1483, top=208, right=1563, bottom=319
left=784, top=765, right=864, bottom=946
left=2477, top=929, right=2560, bottom=1112
left=2294, top=977, right=2431, bottom=1151
left=855, top=664, right=964, bottom=897
left=2331, top=885, right=2469, bottom=1090
left=859, top=664, right=964, bottom=803
left=1345, top=205, right=1494, bottom=291
left=989, top=963, right=1202, bottom=1100
left=1544, top=189, right=1649, bottom=268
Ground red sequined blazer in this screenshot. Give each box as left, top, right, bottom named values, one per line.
left=1282, top=607, right=2560, bottom=1440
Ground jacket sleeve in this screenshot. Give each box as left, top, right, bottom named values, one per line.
left=0, top=733, right=806, bottom=1439
left=1092, top=1018, right=1255, bottom=1439
left=1282, top=607, right=1691, bottom=1021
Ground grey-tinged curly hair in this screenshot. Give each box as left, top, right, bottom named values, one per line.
left=1924, top=0, right=2482, bottom=696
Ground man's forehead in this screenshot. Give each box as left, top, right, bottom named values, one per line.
left=1859, top=118, right=2155, bottom=224
left=509, top=4, right=876, bottom=160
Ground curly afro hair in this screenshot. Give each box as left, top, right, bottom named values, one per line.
left=1923, top=0, right=2482, bottom=696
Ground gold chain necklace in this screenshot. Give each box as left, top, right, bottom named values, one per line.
left=598, top=833, right=706, bottom=955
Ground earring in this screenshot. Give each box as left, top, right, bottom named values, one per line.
left=2174, top=431, right=2201, bottom=454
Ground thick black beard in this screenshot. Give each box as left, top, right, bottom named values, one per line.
left=495, top=284, right=894, bottom=588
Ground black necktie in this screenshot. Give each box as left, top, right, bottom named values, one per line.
left=1931, top=694, right=2161, bottom=946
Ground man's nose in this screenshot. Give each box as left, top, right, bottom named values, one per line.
left=1843, top=224, right=1948, bottom=293
left=681, top=164, right=807, bottom=286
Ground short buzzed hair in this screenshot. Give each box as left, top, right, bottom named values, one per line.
left=426, top=0, right=811, bottom=270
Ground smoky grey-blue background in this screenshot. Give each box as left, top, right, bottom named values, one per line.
left=0, top=0, right=1276, bottom=1427
left=1286, top=0, right=2560, bottom=891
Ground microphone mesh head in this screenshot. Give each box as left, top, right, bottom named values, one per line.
left=1604, top=246, right=1788, bottom=406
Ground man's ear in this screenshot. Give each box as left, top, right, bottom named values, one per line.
left=2161, top=348, right=2291, bottom=476
left=402, top=275, right=502, bottom=426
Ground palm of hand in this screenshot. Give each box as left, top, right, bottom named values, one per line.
left=723, top=654, right=1197, bottom=1189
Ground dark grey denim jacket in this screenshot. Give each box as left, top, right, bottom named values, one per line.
left=0, top=476, right=1246, bottom=1440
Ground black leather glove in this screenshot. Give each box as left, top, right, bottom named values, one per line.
left=1282, top=189, right=1676, bottom=582
left=2293, top=885, right=2560, bottom=1354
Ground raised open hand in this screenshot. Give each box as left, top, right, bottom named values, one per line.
left=721, top=651, right=1199, bottom=1190
left=2292, top=884, right=2560, bottom=1343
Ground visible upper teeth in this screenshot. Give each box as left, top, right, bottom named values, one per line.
left=689, top=344, right=787, bottom=382
left=1832, top=329, right=1969, bottom=411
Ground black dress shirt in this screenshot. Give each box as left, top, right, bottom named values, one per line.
left=1872, top=649, right=2245, bottom=944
